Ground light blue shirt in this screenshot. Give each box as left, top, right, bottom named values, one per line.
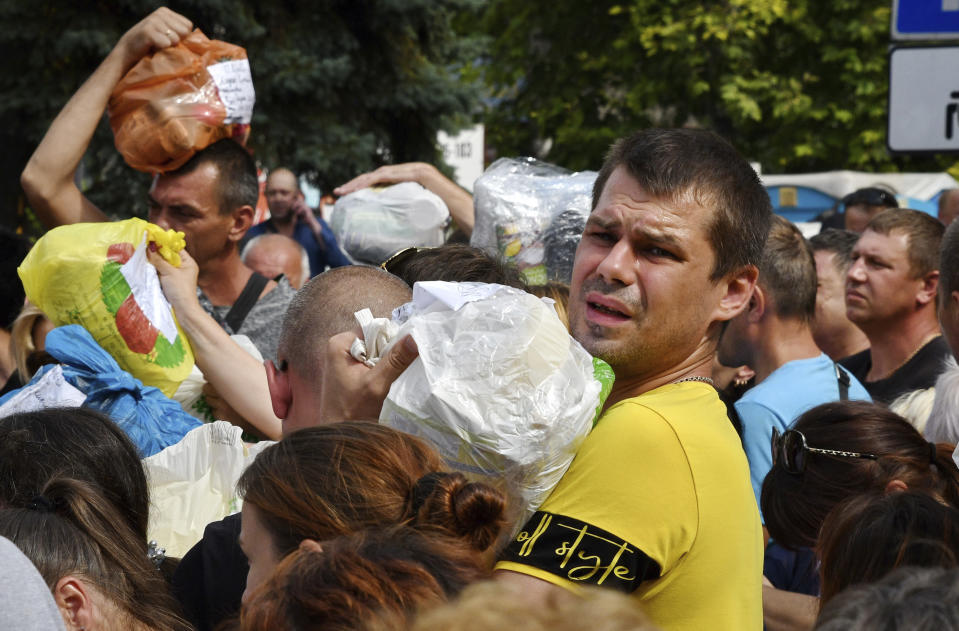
left=735, top=353, right=871, bottom=518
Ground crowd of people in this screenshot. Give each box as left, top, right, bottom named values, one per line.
left=6, top=6, right=959, bottom=631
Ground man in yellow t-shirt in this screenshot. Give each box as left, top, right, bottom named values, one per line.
left=495, top=129, right=771, bottom=630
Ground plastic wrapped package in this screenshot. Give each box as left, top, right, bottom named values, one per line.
left=108, top=29, right=254, bottom=173
left=330, top=182, right=450, bottom=264
left=0, top=325, right=202, bottom=457
left=143, top=421, right=273, bottom=557
left=18, top=218, right=194, bottom=397
left=377, top=281, right=615, bottom=529
left=471, top=158, right=597, bottom=285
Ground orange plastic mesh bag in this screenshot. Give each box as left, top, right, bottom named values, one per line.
left=108, top=29, right=254, bottom=174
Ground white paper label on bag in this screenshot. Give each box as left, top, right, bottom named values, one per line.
left=411, top=281, right=506, bottom=312
left=207, top=59, right=255, bottom=124
left=120, top=234, right=179, bottom=343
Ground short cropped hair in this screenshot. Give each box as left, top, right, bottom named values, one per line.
left=592, top=128, right=772, bottom=280
left=809, top=228, right=861, bottom=271
left=941, top=219, right=959, bottom=297
left=866, top=209, right=945, bottom=279
left=277, top=266, right=412, bottom=386
left=171, top=139, right=258, bottom=215
left=759, top=215, right=817, bottom=321
left=841, top=187, right=899, bottom=210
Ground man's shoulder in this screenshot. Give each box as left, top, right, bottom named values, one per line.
left=602, top=383, right=733, bottom=444
left=839, top=348, right=871, bottom=379
left=231, top=278, right=295, bottom=361
left=739, top=355, right=830, bottom=404
left=245, top=220, right=274, bottom=239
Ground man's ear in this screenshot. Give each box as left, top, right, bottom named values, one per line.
left=265, top=359, right=291, bottom=419
left=53, top=575, right=93, bottom=631
left=228, top=205, right=255, bottom=243
left=746, top=284, right=767, bottom=323
left=917, top=270, right=940, bottom=307
left=711, top=265, right=759, bottom=324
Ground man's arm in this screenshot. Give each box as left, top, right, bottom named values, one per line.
left=333, top=162, right=475, bottom=237
left=762, top=585, right=819, bottom=631
left=149, top=248, right=282, bottom=440
left=20, top=8, right=193, bottom=228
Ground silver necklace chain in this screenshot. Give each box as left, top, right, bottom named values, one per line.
left=672, top=375, right=715, bottom=386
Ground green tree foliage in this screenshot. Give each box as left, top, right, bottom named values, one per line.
left=478, top=0, right=955, bottom=174
left=0, top=0, right=481, bottom=232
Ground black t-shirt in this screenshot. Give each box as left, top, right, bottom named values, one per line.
left=171, top=513, right=247, bottom=631
left=840, top=336, right=950, bottom=405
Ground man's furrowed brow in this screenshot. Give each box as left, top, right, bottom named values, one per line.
left=586, top=214, right=619, bottom=230
left=628, top=223, right=683, bottom=248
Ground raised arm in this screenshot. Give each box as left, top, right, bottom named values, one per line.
left=20, top=8, right=193, bottom=228
left=149, top=247, right=282, bottom=440
left=333, top=162, right=476, bottom=237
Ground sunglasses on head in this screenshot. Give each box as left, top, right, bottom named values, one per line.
left=770, top=428, right=878, bottom=475
left=379, top=246, right=434, bottom=276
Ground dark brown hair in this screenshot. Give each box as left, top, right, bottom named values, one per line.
left=817, top=491, right=959, bottom=606
left=0, top=408, right=149, bottom=540
left=759, top=215, right=817, bottom=321
left=239, top=526, right=488, bottom=631
left=761, top=401, right=959, bottom=550
left=169, top=138, right=258, bottom=215
left=591, top=128, right=772, bottom=280
left=236, top=422, right=506, bottom=558
left=808, top=228, right=861, bottom=271
left=0, top=478, right=190, bottom=631
left=390, top=244, right=526, bottom=290
left=866, top=208, right=945, bottom=279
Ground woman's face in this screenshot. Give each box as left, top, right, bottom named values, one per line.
left=239, top=503, right=282, bottom=604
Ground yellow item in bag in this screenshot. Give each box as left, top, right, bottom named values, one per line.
left=19, top=218, right=195, bottom=396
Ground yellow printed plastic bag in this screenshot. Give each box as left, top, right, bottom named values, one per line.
left=18, top=218, right=194, bottom=396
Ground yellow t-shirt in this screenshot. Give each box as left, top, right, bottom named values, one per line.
left=497, top=382, right=763, bottom=631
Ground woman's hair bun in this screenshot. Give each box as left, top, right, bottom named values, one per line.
left=411, top=472, right=506, bottom=551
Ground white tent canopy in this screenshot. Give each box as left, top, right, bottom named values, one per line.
left=761, top=170, right=958, bottom=202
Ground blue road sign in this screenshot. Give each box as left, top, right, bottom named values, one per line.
left=893, top=0, right=959, bottom=40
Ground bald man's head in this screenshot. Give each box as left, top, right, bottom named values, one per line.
left=242, top=233, right=309, bottom=288
left=277, top=266, right=413, bottom=389
left=265, top=167, right=301, bottom=222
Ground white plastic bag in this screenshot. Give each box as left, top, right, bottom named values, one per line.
left=171, top=334, right=262, bottom=423
left=143, top=421, right=273, bottom=557
left=470, top=157, right=596, bottom=285
left=0, top=365, right=86, bottom=416
left=378, top=281, right=614, bottom=528
left=330, top=182, right=450, bottom=264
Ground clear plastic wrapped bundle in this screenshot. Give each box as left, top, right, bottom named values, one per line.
left=331, top=182, right=450, bottom=264
left=471, top=158, right=596, bottom=285
left=377, top=281, right=614, bottom=530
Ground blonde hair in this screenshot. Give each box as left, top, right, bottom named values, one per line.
left=890, top=387, right=936, bottom=434
left=407, top=580, right=657, bottom=631
left=10, top=302, right=48, bottom=381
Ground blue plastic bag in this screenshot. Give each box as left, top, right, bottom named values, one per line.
left=0, top=325, right=201, bottom=457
